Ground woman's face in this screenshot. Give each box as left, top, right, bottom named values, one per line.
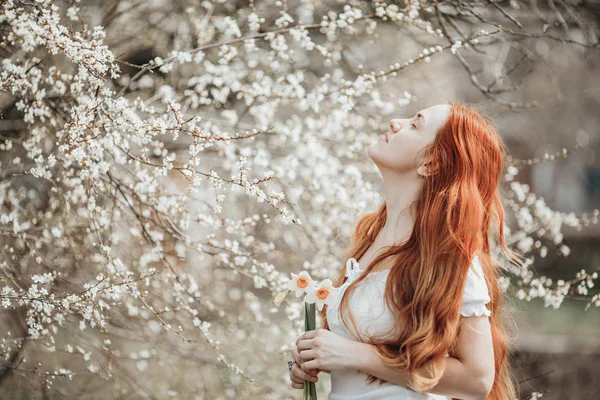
left=368, top=104, right=451, bottom=174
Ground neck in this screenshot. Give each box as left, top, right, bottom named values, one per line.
left=379, top=167, right=424, bottom=244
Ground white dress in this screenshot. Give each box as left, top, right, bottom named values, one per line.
left=326, top=254, right=492, bottom=400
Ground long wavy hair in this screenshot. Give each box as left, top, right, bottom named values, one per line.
left=319, top=101, right=523, bottom=400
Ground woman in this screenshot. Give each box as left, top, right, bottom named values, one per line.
left=288, top=101, right=521, bottom=399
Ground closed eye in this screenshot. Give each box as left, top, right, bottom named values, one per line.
left=411, top=112, right=424, bottom=130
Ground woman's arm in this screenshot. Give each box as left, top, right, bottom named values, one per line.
left=350, top=315, right=495, bottom=400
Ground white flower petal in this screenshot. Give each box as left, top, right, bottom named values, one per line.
left=286, top=279, right=297, bottom=291
left=298, top=270, right=313, bottom=281
left=324, top=288, right=339, bottom=305
left=304, top=292, right=316, bottom=304
left=319, top=278, right=333, bottom=288
left=316, top=299, right=325, bottom=311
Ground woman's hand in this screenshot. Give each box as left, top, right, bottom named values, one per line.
left=296, top=328, right=359, bottom=373
left=289, top=338, right=320, bottom=389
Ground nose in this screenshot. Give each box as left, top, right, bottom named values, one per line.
left=390, top=120, right=400, bottom=133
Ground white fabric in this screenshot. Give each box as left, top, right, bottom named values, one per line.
left=460, top=255, right=492, bottom=317
left=325, top=255, right=491, bottom=400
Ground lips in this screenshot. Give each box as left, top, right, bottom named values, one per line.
left=385, top=132, right=389, bottom=143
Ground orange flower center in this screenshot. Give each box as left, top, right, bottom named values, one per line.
left=297, top=277, right=309, bottom=289
left=317, top=288, right=329, bottom=300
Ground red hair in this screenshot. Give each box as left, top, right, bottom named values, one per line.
left=320, top=101, right=523, bottom=400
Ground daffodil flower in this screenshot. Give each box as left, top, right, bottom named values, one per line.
left=287, top=271, right=315, bottom=298
left=275, top=270, right=336, bottom=400
left=303, top=279, right=339, bottom=311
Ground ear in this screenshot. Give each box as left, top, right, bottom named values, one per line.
left=417, top=159, right=439, bottom=178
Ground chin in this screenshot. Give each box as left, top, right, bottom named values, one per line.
left=366, top=145, right=384, bottom=167
left=366, top=143, right=378, bottom=161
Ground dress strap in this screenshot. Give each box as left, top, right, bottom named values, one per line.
left=345, top=258, right=361, bottom=281
left=331, top=258, right=362, bottom=313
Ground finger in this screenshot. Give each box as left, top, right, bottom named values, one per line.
left=297, top=330, right=317, bottom=346
left=302, top=359, right=318, bottom=371
left=295, top=360, right=319, bottom=377
left=293, top=353, right=305, bottom=369
left=298, top=349, right=317, bottom=362
left=296, top=329, right=317, bottom=340
left=296, top=338, right=315, bottom=351
left=292, top=364, right=319, bottom=383
left=289, top=371, right=304, bottom=384
left=289, top=370, right=304, bottom=387
left=291, top=381, right=304, bottom=389
left=292, top=346, right=307, bottom=368
left=292, top=364, right=319, bottom=382
left=301, top=367, right=319, bottom=377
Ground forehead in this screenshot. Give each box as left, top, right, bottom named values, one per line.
left=419, top=104, right=451, bottom=129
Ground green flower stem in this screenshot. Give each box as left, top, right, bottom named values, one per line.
left=303, top=302, right=318, bottom=400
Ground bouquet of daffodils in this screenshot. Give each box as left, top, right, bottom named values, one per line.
left=273, top=271, right=340, bottom=400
